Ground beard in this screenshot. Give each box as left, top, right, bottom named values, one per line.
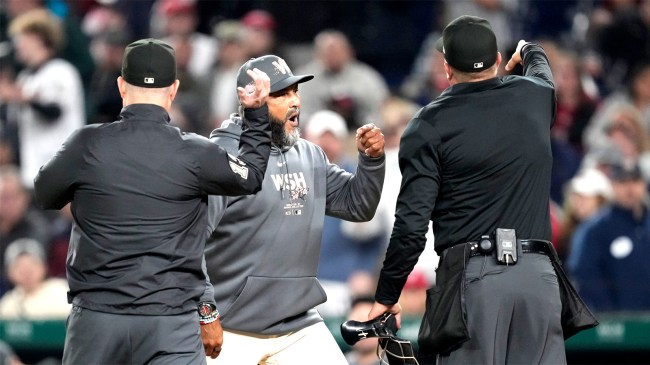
left=270, top=113, right=301, bottom=148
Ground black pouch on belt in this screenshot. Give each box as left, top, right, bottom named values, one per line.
left=542, top=241, right=600, bottom=338
left=417, top=243, right=471, bottom=356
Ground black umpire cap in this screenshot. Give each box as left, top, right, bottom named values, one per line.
left=236, top=55, right=313, bottom=95
left=435, top=15, right=498, bottom=73
left=122, top=38, right=176, bottom=88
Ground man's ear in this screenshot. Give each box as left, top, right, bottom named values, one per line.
left=444, top=62, right=453, bottom=82
left=169, top=79, right=180, bottom=102
left=117, top=76, right=126, bottom=98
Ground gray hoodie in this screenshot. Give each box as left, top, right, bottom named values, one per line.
left=204, top=114, right=385, bottom=334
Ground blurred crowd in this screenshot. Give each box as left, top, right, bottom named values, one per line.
left=1, top=0, right=650, bottom=362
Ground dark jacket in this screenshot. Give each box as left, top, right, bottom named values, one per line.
left=569, top=204, right=650, bottom=311
left=376, top=44, right=556, bottom=303
left=33, top=103, right=271, bottom=315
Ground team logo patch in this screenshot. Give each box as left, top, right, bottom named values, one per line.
left=290, top=187, right=309, bottom=200
left=272, top=58, right=291, bottom=75
left=227, top=154, right=248, bottom=179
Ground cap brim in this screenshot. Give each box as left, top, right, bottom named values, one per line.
left=271, top=74, right=314, bottom=93
left=434, top=36, right=444, bottom=53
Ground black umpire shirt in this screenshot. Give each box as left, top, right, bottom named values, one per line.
left=376, top=44, right=556, bottom=304
left=34, top=104, right=271, bottom=315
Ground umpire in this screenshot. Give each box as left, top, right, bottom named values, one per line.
left=33, top=38, right=272, bottom=364
left=369, top=16, right=596, bottom=364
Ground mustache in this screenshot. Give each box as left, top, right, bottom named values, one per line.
left=286, top=107, right=299, bottom=120
left=269, top=113, right=300, bottom=148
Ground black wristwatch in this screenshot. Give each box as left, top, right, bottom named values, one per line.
left=198, top=302, right=215, bottom=317
left=197, top=302, right=220, bottom=325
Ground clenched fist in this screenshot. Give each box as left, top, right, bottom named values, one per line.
left=356, top=123, right=385, bottom=158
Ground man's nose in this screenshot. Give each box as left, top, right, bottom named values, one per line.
left=289, top=91, right=301, bottom=108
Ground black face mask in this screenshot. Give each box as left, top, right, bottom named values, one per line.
left=378, top=336, right=419, bottom=365
left=341, top=313, right=419, bottom=365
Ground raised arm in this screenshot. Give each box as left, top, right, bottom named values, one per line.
left=324, top=123, right=385, bottom=222
left=505, top=39, right=554, bottom=89
left=198, top=69, right=272, bottom=196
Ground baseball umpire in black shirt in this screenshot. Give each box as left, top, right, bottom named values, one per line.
left=369, top=15, right=596, bottom=364
left=33, top=38, right=273, bottom=364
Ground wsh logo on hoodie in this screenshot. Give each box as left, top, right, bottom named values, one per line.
left=271, top=172, right=309, bottom=216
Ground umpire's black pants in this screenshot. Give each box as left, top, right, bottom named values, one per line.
left=432, top=252, right=566, bottom=365
left=63, top=306, right=206, bottom=365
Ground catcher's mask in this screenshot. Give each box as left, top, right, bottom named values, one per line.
left=340, top=312, right=419, bottom=365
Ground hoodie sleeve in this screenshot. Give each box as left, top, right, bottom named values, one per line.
left=197, top=105, right=271, bottom=196
left=324, top=152, right=385, bottom=222
left=199, top=255, right=217, bottom=307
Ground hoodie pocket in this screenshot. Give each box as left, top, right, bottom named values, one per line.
left=221, top=276, right=326, bottom=333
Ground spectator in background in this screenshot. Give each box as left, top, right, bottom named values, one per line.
left=593, top=0, right=650, bottom=93
left=531, top=40, right=586, bottom=205
left=2, top=0, right=94, bottom=93
left=0, top=140, right=14, bottom=168
left=156, top=0, right=216, bottom=81
left=81, top=1, right=129, bottom=40
left=0, top=9, right=85, bottom=190
left=568, top=159, right=650, bottom=311
left=0, top=166, right=50, bottom=296
left=557, top=167, right=612, bottom=262
left=240, top=9, right=279, bottom=59
left=165, top=34, right=210, bottom=134
left=399, top=43, right=448, bottom=107
left=551, top=136, right=583, bottom=206
left=87, top=29, right=130, bottom=124
left=582, top=105, right=650, bottom=180
left=583, top=61, right=650, bottom=152
left=297, top=30, right=389, bottom=129
left=81, top=3, right=130, bottom=125
left=0, top=70, right=19, bottom=168
left=207, top=20, right=249, bottom=130
left=551, top=47, right=600, bottom=153
left=304, top=110, right=389, bottom=318
left=377, top=97, right=438, bottom=286
left=398, top=270, right=428, bottom=317
left=0, top=238, right=70, bottom=319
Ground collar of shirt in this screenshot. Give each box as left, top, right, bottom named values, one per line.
left=440, top=77, right=503, bottom=97
left=119, top=104, right=171, bottom=124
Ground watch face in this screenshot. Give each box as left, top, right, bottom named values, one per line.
left=198, top=304, right=212, bottom=317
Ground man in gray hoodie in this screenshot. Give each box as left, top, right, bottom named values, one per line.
left=203, top=55, right=385, bottom=364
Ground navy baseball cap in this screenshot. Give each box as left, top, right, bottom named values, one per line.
left=435, top=15, right=498, bottom=73
left=236, top=55, right=313, bottom=94
left=121, top=38, right=176, bottom=88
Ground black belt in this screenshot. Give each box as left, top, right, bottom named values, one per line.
left=467, top=239, right=551, bottom=258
